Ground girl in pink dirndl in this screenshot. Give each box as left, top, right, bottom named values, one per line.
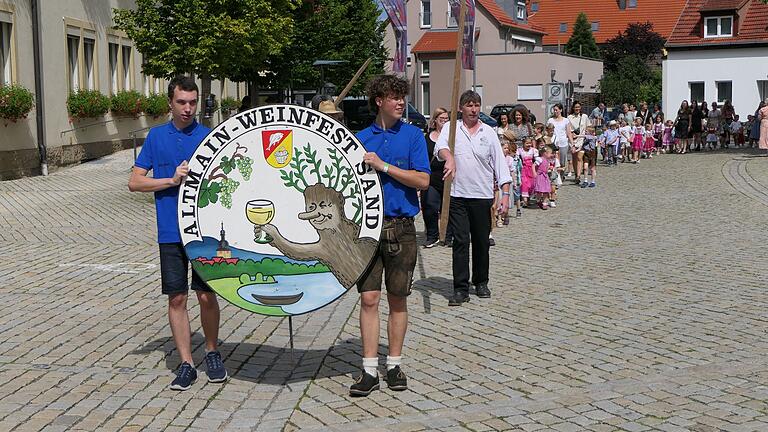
left=631, top=118, right=644, bottom=163
left=517, top=138, right=538, bottom=207
left=534, top=146, right=553, bottom=209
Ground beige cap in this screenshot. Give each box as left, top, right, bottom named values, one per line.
left=318, top=100, right=343, bottom=115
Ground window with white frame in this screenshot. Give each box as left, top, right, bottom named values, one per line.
left=67, top=35, right=80, bottom=90
left=516, top=4, right=526, bottom=19
left=559, top=23, right=567, bottom=33
left=421, top=82, right=430, bottom=115
left=121, top=46, right=132, bottom=91
left=420, top=1, right=431, bottom=28
left=66, top=21, right=98, bottom=92
left=518, top=84, right=543, bottom=101
left=421, top=60, right=430, bottom=77
left=689, top=82, right=704, bottom=102
left=591, top=22, right=600, bottom=32
left=0, top=21, right=11, bottom=85
left=448, top=2, right=458, bottom=27
left=407, top=43, right=412, bottom=67
left=759, top=80, right=768, bottom=103
left=705, top=16, right=733, bottom=38
left=143, top=74, right=164, bottom=96
left=716, top=81, right=732, bottom=103
left=83, top=37, right=95, bottom=90
left=109, top=43, right=119, bottom=94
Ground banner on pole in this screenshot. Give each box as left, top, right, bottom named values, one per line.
left=381, top=0, right=408, bottom=73
left=448, top=0, right=476, bottom=70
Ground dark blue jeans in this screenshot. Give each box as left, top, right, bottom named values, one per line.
left=420, top=186, right=452, bottom=243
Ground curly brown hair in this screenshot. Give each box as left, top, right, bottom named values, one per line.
left=366, top=75, right=409, bottom=114
left=511, top=106, right=529, bottom=125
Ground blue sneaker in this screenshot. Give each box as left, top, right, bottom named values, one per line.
left=580, top=181, right=588, bottom=188
left=589, top=182, right=596, bottom=188
left=170, top=362, right=197, bottom=391
left=205, top=351, right=228, bottom=383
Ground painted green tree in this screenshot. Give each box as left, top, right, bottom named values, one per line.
left=280, top=144, right=363, bottom=225
left=264, top=0, right=387, bottom=95
left=565, top=13, right=600, bottom=59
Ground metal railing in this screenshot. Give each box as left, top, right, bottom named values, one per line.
left=129, top=124, right=155, bottom=162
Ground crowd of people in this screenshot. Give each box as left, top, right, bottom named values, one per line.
left=419, top=97, right=768, bottom=248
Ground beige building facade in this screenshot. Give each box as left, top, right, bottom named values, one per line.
left=384, top=0, right=603, bottom=121
left=0, top=0, right=245, bottom=180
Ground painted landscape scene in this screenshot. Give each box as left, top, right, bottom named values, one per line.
left=187, top=236, right=347, bottom=316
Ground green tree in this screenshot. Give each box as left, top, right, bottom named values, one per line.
left=599, top=55, right=661, bottom=105
left=602, top=22, right=665, bottom=72
left=564, top=13, right=600, bottom=59
left=265, top=0, right=387, bottom=95
left=113, top=0, right=297, bottom=94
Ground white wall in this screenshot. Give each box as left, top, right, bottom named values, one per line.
left=663, top=47, right=768, bottom=118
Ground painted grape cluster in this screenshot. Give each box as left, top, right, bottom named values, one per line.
left=198, top=144, right=251, bottom=209
left=219, top=178, right=240, bottom=208
left=235, top=156, right=253, bottom=181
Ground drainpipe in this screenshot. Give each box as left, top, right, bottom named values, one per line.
left=31, top=0, right=47, bottom=175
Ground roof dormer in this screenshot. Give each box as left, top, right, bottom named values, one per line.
left=699, top=0, right=746, bottom=38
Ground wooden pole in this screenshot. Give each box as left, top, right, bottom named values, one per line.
left=334, top=58, right=373, bottom=108
left=439, top=1, right=467, bottom=242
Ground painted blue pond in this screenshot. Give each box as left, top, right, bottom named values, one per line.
left=237, top=272, right=348, bottom=315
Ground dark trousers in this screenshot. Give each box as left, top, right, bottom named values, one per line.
left=449, top=197, right=493, bottom=295
left=420, top=186, right=452, bottom=243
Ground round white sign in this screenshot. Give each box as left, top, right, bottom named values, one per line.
left=178, top=105, right=383, bottom=316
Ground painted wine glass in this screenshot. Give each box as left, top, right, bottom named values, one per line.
left=246, top=199, right=275, bottom=243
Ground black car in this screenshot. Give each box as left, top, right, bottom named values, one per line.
left=490, top=103, right=536, bottom=123
left=340, top=99, right=427, bottom=132
left=450, top=111, right=499, bottom=128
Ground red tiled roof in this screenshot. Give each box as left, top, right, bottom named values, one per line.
left=700, top=0, right=748, bottom=12
left=667, top=0, right=768, bottom=46
left=527, top=0, right=688, bottom=45
left=412, top=31, right=461, bottom=54
left=476, top=0, right=547, bottom=35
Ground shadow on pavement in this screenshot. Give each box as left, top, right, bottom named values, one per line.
left=411, top=276, right=454, bottom=313
left=132, top=333, right=363, bottom=385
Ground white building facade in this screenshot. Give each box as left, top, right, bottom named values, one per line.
left=663, top=47, right=768, bottom=118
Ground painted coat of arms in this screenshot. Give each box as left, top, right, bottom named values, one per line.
left=178, top=105, right=383, bottom=316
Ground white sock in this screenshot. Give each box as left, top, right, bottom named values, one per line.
left=362, top=357, right=378, bottom=377
left=386, top=356, right=402, bottom=371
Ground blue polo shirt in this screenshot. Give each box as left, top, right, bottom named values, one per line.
left=356, top=120, right=430, bottom=218
left=135, top=120, right=211, bottom=243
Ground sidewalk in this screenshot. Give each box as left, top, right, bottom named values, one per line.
left=2, top=149, right=768, bottom=431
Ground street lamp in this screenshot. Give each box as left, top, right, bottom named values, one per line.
left=203, top=94, right=217, bottom=119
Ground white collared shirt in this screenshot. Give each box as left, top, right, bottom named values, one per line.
left=434, top=120, right=512, bottom=199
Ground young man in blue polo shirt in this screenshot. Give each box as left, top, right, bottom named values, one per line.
left=350, top=75, right=430, bottom=397
left=129, top=76, right=228, bottom=390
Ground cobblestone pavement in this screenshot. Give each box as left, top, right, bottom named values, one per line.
left=2, top=148, right=768, bottom=432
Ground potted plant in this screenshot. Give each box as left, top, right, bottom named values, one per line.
left=67, top=89, right=110, bottom=120
left=110, top=90, right=146, bottom=117
left=143, top=92, right=170, bottom=118
left=0, top=84, right=35, bottom=123
left=220, top=97, right=241, bottom=117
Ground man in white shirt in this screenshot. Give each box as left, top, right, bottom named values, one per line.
left=435, top=91, right=512, bottom=306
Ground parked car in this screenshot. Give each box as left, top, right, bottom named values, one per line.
left=452, top=111, right=499, bottom=128
left=340, top=98, right=427, bottom=132
left=490, top=104, right=518, bottom=119
left=490, top=103, right=536, bottom=123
